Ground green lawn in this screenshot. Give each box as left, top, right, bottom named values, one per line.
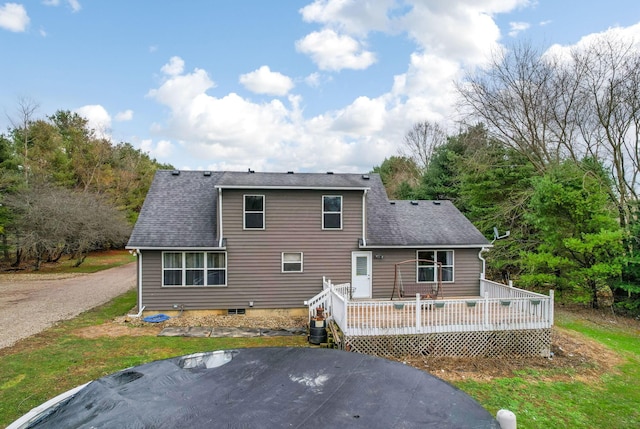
left=0, top=290, right=638, bottom=428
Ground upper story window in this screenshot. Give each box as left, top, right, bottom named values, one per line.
left=417, top=250, right=454, bottom=283
left=282, top=252, right=303, bottom=272
left=244, top=195, right=265, bottom=229
left=163, top=251, right=227, bottom=287
left=322, top=195, right=342, bottom=229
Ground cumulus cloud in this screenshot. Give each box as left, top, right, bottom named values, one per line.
left=74, top=104, right=111, bottom=138
left=0, top=3, right=29, bottom=32
left=161, top=56, right=185, bottom=76
left=300, top=0, right=396, bottom=35
left=239, top=66, right=294, bottom=96
left=508, top=21, right=530, bottom=37
left=144, top=1, right=550, bottom=172
left=140, top=139, right=173, bottom=159
left=295, top=29, right=376, bottom=71
left=115, top=109, right=133, bottom=121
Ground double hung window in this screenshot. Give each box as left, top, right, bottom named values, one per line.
left=244, top=195, right=265, bottom=229
left=163, top=252, right=227, bottom=286
left=417, top=250, right=454, bottom=282
left=322, top=195, right=342, bottom=229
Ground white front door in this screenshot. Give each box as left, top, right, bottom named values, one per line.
left=351, top=251, right=372, bottom=298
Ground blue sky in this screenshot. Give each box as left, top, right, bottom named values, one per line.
left=1, top=1, right=640, bottom=173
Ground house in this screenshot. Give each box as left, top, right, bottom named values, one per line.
left=126, top=170, right=491, bottom=316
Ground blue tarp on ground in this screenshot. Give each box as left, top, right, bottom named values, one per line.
left=142, top=314, right=170, bottom=323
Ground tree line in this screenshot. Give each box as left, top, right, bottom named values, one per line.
left=375, top=34, right=640, bottom=314
left=0, top=103, right=172, bottom=269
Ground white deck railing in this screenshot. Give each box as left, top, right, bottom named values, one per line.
left=309, top=276, right=554, bottom=337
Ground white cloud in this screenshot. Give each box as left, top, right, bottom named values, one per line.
left=539, top=20, right=552, bottom=27
left=295, top=29, right=376, bottom=71
left=74, top=104, right=111, bottom=138
left=508, top=21, right=530, bottom=37
left=545, top=22, right=640, bottom=62
left=161, top=56, right=185, bottom=76
left=67, top=0, right=80, bottom=12
left=140, top=139, right=173, bottom=159
left=304, top=72, right=321, bottom=87
left=145, top=1, right=548, bottom=173
left=239, top=66, right=294, bottom=96
left=300, top=0, right=396, bottom=35
left=115, top=109, right=133, bottom=121
left=0, top=3, right=29, bottom=32
left=331, top=96, right=386, bottom=134
left=43, top=0, right=81, bottom=12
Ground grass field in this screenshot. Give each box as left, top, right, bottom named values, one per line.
left=0, top=252, right=638, bottom=428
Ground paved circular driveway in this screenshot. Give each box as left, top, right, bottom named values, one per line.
left=0, top=263, right=136, bottom=349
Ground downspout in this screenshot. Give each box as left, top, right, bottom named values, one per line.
left=127, top=249, right=145, bottom=318
left=478, top=247, right=488, bottom=297
left=478, top=247, right=488, bottom=278
left=218, top=187, right=224, bottom=248
left=361, top=189, right=368, bottom=247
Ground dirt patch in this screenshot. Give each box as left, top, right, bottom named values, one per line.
left=73, top=313, right=308, bottom=339
left=73, top=307, right=630, bottom=385
left=396, top=326, right=622, bottom=384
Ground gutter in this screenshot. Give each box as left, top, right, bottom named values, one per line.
left=127, top=249, right=145, bottom=318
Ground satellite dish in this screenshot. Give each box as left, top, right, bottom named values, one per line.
left=493, top=227, right=510, bottom=242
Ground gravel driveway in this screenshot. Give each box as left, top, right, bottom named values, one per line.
left=0, top=263, right=136, bottom=349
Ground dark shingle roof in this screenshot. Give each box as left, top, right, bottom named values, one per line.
left=127, top=170, right=490, bottom=249
left=127, top=170, right=222, bottom=248
left=365, top=175, right=489, bottom=247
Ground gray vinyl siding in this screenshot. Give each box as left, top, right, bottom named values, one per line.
left=371, top=248, right=482, bottom=299
left=140, top=189, right=364, bottom=310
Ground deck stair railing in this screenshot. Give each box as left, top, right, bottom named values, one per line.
left=309, top=276, right=554, bottom=337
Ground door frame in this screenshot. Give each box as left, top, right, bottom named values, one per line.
left=351, top=251, right=372, bottom=299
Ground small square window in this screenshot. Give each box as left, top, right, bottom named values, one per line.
left=282, top=252, right=303, bottom=272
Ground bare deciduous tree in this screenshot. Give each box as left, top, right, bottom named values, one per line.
left=457, top=36, right=640, bottom=230
left=6, top=97, right=39, bottom=184
left=400, top=121, right=447, bottom=171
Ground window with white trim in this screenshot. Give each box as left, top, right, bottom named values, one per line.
left=417, top=250, right=454, bottom=282
left=322, top=195, right=342, bottom=229
left=282, top=252, right=303, bottom=272
left=163, top=252, right=227, bottom=286
left=244, top=195, right=264, bottom=229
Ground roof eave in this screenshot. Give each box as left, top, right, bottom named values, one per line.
left=215, top=185, right=370, bottom=191
left=125, top=246, right=227, bottom=251
left=359, top=243, right=492, bottom=249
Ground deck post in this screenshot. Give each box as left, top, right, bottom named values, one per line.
left=483, top=291, right=489, bottom=328
left=415, top=293, right=421, bottom=333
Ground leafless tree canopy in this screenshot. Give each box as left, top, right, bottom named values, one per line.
left=457, top=36, right=640, bottom=228
left=400, top=121, right=447, bottom=171
left=5, top=183, right=131, bottom=269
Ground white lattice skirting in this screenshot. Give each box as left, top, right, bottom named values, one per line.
left=343, top=329, right=552, bottom=358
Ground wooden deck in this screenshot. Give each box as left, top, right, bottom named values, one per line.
left=310, top=277, right=553, bottom=336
